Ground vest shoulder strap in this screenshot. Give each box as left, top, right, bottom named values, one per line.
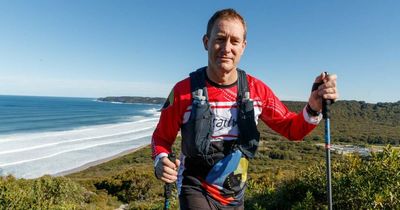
left=237, top=68, right=249, bottom=101
left=189, top=67, right=208, bottom=100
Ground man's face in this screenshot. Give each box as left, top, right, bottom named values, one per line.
left=203, top=18, right=247, bottom=74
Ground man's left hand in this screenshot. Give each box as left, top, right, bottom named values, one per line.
left=308, top=72, right=339, bottom=112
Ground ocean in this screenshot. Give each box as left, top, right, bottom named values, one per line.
left=0, top=95, right=162, bottom=178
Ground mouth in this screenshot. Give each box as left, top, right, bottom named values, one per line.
left=218, top=57, right=232, bottom=62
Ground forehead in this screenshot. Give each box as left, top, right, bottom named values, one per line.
left=211, top=18, right=245, bottom=39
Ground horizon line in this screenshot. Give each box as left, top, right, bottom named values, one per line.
left=1, top=94, right=398, bottom=104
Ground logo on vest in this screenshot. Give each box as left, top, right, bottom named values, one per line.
left=213, top=116, right=238, bottom=131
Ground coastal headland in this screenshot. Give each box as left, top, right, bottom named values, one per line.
left=97, top=96, right=166, bottom=104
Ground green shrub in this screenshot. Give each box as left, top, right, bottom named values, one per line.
left=0, top=175, right=87, bottom=210
left=94, top=167, right=176, bottom=206
left=245, top=145, right=400, bottom=209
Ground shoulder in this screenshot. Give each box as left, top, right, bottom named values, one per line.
left=161, top=77, right=191, bottom=111
left=244, top=72, right=277, bottom=103
left=170, top=77, right=192, bottom=103
left=174, top=77, right=190, bottom=93
left=245, top=73, right=272, bottom=91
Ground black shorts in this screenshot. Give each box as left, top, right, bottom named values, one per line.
left=179, top=185, right=244, bottom=210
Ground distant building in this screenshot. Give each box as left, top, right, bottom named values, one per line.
left=318, top=144, right=372, bottom=157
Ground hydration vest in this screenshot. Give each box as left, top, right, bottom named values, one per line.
left=181, top=67, right=260, bottom=165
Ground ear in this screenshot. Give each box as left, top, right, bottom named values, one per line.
left=202, top=35, right=209, bottom=51
left=240, top=39, right=247, bottom=55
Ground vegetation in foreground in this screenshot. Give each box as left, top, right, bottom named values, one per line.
left=0, top=100, right=399, bottom=209
left=245, top=146, right=400, bottom=210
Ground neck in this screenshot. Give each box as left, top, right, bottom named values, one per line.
left=206, top=67, right=238, bottom=86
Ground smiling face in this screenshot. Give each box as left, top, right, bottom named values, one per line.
left=203, top=18, right=247, bottom=76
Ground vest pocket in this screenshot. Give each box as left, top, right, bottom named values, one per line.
left=238, top=100, right=260, bottom=158
left=181, top=102, right=213, bottom=158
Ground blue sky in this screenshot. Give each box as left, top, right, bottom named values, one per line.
left=1, top=1, right=399, bottom=103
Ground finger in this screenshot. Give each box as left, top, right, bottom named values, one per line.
left=162, top=157, right=177, bottom=169
left=318, top=88, right=336, bottom=96
left=314, top=72, right=326, bottom=83
left=162, top=172, right=177, bottom=181
left=317, top=81, right=337, bottom=91
left=324, top=74, right=337, bottom=83
left=323, top=75, right=337, bottom=89
left=161, top=177, right=175, bottom=184
left=163, top=165, right=178, bottom=176
left=322, top=93, right=339, bottom=100
left=175, top=159, right=181, bottom=168
left=325, top=80, right=337, bottom=89
left=321, top=92, right=336, bottom=99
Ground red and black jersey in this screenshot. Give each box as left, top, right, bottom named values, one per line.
left=152, top=71, right=320, bottom=206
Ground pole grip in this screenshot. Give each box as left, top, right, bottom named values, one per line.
left=168, top=153, right=176, bottom=163
left=322, top=72, right=333, bottom=119
left=163, top=153, right=176, bottom=210
left=322, top=100, right=330, bottom=119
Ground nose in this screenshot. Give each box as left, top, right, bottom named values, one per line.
left=222, top=39, right=232, bottom=53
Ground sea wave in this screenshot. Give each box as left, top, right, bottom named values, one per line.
left=0, top=116, right=159, bottom=178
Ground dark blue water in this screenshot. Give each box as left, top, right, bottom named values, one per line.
left=0, top=95, right=162, bottom=135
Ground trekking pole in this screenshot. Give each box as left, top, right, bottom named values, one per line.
left=322, top=72, right=333, bottom=210
left=164, top=153, right=176, bottom=210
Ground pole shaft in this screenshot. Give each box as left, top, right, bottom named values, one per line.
left=325, top=118, right=333, bottom=210
left=322, top=71, right=333, bottom=209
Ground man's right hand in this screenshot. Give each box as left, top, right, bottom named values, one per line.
left=155, top=156, right=180, bottom=183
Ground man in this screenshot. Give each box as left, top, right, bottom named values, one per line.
left=152, top=8, right=338, bottom=210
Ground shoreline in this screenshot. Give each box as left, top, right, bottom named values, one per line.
left=53, top=144, right=149, bottom=177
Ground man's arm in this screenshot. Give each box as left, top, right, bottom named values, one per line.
left=152, top=86, right=182, bottom=160
left=260, top=95, right=319, bottom=140
left=258, top=72, right=338, bottom=140
left=151, top=79, right=191, bottom=183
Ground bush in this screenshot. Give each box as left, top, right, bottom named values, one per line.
left=245, top=146, right=400, bottom=209
left=94, top=167, right=178, bottom=209
left=0, top=175, right=87, bottom=210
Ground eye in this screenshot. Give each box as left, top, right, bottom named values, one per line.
left=232, top=40, right=241, bottom=45
left=216, top=37, right=225, bottom=42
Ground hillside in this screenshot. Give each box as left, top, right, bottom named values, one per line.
left=281, top=100, right=400, bottom=145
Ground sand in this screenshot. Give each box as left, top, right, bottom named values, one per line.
left=53, top=145, right=148, bottom=176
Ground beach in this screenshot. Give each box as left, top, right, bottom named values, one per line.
left=54, top=144, right=148, bottom=176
